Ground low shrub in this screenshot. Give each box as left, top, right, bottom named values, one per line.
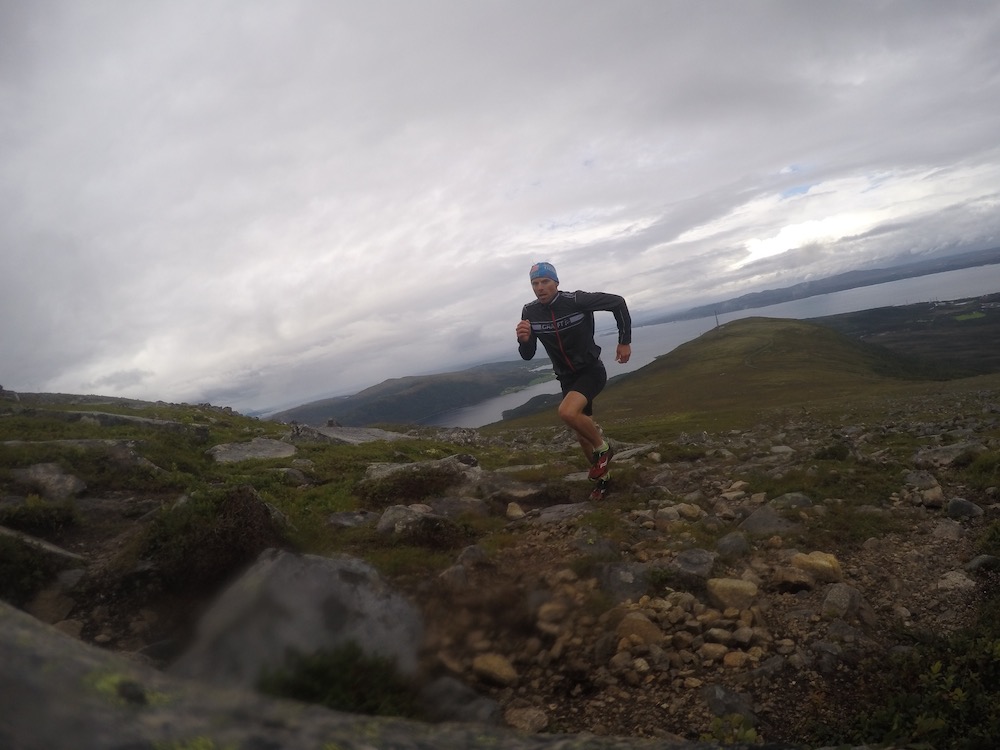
left=0, top=536, right=65, bottom=606
left=963, top=451, right=1000, bottom=490
left=797, top=501, right=910, bottom=550
left=847, top=635, right=1000, bottom=749
left=138, top=485, right=287, bottom=593
left=355, top=467, right=458, bottom=510
left=0, top=495, right=77, bottom=535
left=814, top=441, right=851, bottom=460
left=257, top=642, right=421, bottom=719
left=975, top=520, right=1000, bottom=558
left=827, top=521, right=1000, bottom=749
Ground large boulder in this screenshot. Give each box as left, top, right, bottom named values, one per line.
left=0, top=600, right=727, bottom=749
left=168, top=548, right=424, bottom=687
left=9, top=462, right=86, bottom=500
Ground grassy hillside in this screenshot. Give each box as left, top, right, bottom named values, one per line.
left=497, top=316, right=995, bottom=437
left=812, top=292, right=1000, bottom=375
left=267, top=293, right=1000, bottom=429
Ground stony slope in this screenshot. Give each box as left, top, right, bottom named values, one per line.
left=3, top=388, right=998, bottom=746
left=3, top=319, right=1000, bottom=747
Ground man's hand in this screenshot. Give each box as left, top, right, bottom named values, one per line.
left=516, top=319, right=532, bottom=342
left=615, top=344, right=631, bottom=364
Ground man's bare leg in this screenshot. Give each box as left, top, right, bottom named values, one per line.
left=558, top=391, right=604, bottom=463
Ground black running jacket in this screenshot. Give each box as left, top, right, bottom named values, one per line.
left=518, top=290, right=632, bottom=379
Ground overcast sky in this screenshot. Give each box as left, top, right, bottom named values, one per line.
left=3, top=1, right=1000, bottom=413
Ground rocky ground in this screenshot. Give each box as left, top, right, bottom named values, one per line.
left=11, top=388, right=1000, bottom=746
left=415, top=402, right=997, bottom=744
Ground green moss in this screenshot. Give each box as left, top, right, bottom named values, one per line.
left=86, top=671, right=170, bottom=707
left=154, top=739, right=235, bottom=750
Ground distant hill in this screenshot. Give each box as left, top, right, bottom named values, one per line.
left=643, top=246, right=1000, bottom=324
left=501, top=293, right=1000, bottom=426
left=810, top=292, right=1000, bottom=376
left=499, top=314, right=974, bottom=431
left=267, top=360, right=550, bottom=427
left=270, top=291, right=1000, bottom=428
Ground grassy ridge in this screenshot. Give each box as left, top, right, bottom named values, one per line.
left=498, top=315, right=1000, bottom=437
left=813, top=292, right=1000, bottom=376
left=266, top=293, right=1000, bottom=429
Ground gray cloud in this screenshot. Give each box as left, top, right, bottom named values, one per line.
left=2, top=0, right=999, bottom=411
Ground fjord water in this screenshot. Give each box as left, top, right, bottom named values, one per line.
left=427, top=264, right=1000, bottom=428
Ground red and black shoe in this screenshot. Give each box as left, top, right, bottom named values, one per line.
left=588, top=444, right=614, bottom=481
left=589, top=477, right=610, bottom=501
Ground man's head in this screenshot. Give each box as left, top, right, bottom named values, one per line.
left=529, top=261, right=559, bottom=304
left=530, top=262, right=558, bottom=284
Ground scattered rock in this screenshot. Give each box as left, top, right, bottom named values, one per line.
left=206, top=437, right=297, bottom=463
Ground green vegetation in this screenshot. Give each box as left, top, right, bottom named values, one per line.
left=835, top=631, right=1000, bottom=749
left=743, top=461, right=907, bottom=548
left=966, top=450, right=1000, bottom=491
left=257, top=642, right=422, bottom=718
left=356, top=465, right=464, bottom=511
left=0, top=535, right=67, bottom=606
left=153, top=738, right=234, bottom=750
left=701, top=714, right=759, bottom=745
left=136, top=485, right=287, bottom=593
left=809, top=519, right=1000, bottom=749
left=816, top=294, right=1000, bottom=376
left=0, top=494, right=77, bottom=535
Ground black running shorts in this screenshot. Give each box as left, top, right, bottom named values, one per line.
left=558, top=361, right=607, bottom=416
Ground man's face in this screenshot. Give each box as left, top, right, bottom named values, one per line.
left=531, top=277, right=558, bottom=304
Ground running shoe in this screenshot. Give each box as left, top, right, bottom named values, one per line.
left=588, top=444, right=614, bottom=480
left=589, top=478, right=610, bottom=501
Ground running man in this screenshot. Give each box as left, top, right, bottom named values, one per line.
left=515, top=261, right=632, bottom=491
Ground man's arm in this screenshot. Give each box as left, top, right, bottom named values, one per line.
left=516, top=309, right=536, bottom=360
left=576, top=291, right=632, bottom=346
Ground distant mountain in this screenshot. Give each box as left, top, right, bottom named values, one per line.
left=643, top=246, right=1000, bottom=324
left=267, top=360, right=550, bottom=427
left=269, top=249, right=1000, bottom=428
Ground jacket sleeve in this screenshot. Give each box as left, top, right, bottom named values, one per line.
left=517, top=304, right=537, bottom=360
left=575, top=291, right=632, bottom=345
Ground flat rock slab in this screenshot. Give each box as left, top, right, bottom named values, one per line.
left=528, top=502, right=593, bottom=525
left=310, top=425, right=410, bottom=445
left=206, top=437, right=297, bottom=463
left=0, top=525, right=87, bottom=565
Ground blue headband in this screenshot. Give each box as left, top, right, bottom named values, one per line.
left=529, top=262, right=559, bottom=283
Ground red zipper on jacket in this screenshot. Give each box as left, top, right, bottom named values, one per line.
left=550, top=308, right=575, bottom=372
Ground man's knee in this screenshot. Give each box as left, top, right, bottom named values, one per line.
left=558, top=393, right=586, bottom=424
left=557, top=402, right=577, bottom=424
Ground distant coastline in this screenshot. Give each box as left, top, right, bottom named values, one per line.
left=640, top=246, right=1000, bottom=326
left=424, top=264, right=1000, bottom=427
